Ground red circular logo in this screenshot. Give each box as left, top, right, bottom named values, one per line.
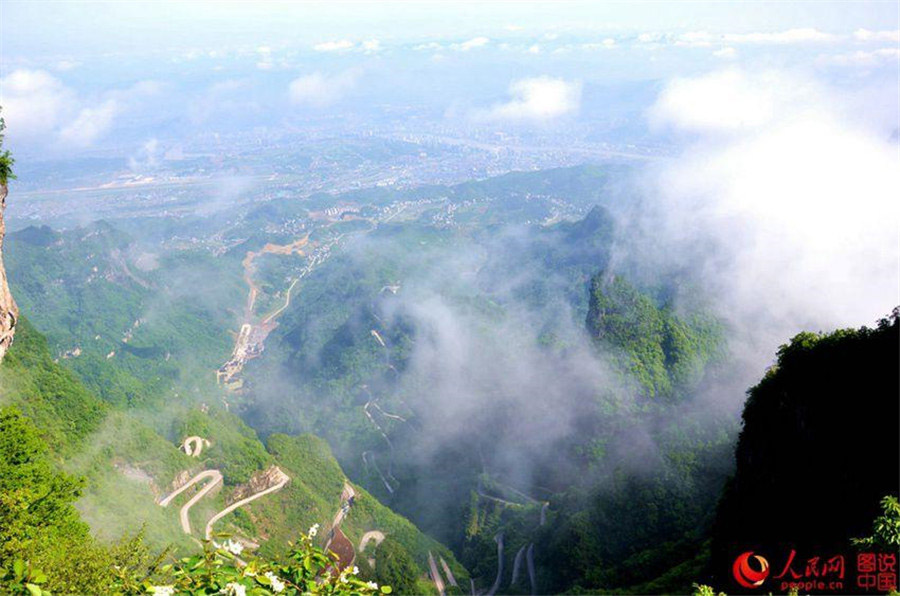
left=733, top=551, right=770, bottom=588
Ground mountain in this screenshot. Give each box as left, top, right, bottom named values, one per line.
left=707, top=309, right=900, bottom=591
left=0, top=179, right=17, bottom=360
left=0, top=316, right=466, bottom=593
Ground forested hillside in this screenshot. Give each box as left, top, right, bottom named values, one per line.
left=0, top=318, right=465, bottom=593
left=707, top=309, right=900, bottom=591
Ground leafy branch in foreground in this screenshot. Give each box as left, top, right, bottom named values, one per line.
left=853, top=495, right=900, bottom=550
left=2, top=527, right=392, bottom=596
left=122, top=527, right=391, bottom=596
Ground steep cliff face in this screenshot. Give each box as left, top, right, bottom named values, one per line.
left=708, top=310, right=899, bottom=591
left=0, top=182, right=18, bottom=361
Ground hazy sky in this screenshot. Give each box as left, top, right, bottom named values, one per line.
left=1, top=1, right=898, bottom=157
left=2, top=1, right=898, bottom=56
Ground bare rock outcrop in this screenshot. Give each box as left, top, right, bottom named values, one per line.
left=0, top=182, right=18, bottom=361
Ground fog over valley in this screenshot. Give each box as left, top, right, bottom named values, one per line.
left=0, top=3, right=897, bottom=595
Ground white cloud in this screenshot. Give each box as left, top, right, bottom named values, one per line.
left=637, top=32, right=663, bottom=44
left=854, top=29, right=900, bottom=43
left=453, top=36, right=490, bottom=51
left=723, top=28, right=836, bottom=44
left=54, top=59, right=81, bottom=71
left=361, top=39, right=382, bottom=54
left=0, top=69, right=74, bottom=139
left=582, top=38, right=617, bottom=51
left=256, top=45, right=273, bottom=70
left=313, top=39, right=354, bottom=52
left=288, top=71, right=358, bottom=107
left=527, top=44, right=541, bottom=54
left=648, top=69, right=787, bottom=134
left=58, top=99, right=118, bottom=147
left=644, top=28, right=838, bottom=49
left=478, top=76, right=581, bottom=122
left=414, top=42, right=442, bottom=51
left=644, top=68, right=899, bottom=343
left=713, top=47, right=737, bottom=59
left=0, top=71, right=156, bottom=149
left=821, top=47, right=900, bottom=67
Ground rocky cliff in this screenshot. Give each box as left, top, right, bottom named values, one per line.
left=0, top=181, right=18, bottom=360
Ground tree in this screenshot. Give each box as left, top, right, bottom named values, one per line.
left=368, top=539, right=420, bottom=596
left=0, top=109, right=15, bottom=186
left=0, top=407, right=116, bottom=593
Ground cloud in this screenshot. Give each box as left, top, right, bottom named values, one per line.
left=54, top=59, right=82, bottom=72
left=477, top=76, right=581, bottom=122
left=288, top=71, right=358, bottom=107
left=821, top=48, right=900, bottom=67
left=723, top=28, right=836, bottom=44
left=854, top=29, right=900, bottom=43
left=413, top=42, right=442, bottom=51
left=0, top=69, right=74, bottom=139
left=453, top=36, right=490, bottom=51
left=256, top=45, right=273, bottom=70
left=641, top=28, right=839, bottom=48
left=713, top=47, right=737, bottom=59
left=648, top=69, right=784, bottom=133
left=361, top=39, right=382, bottom=54
left=313, top=39, right=354, bottom=52
left=581, top=38, right=617, bottom=51
left=0, top=71, right=160, bottom=149
left=638, top=68, right=899, bottom=352
left=58, top=99, right=119, bottom=147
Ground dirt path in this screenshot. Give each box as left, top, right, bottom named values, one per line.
left=158, top=470, right=224, bottom=535
left=204, top=467, right=290, bottom=540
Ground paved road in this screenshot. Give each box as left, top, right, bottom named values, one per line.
left=181, top=436, right=210, bottom=457
left=204, top=467, right=290, bottom=540
left=158, top=470, right=224, bottom=535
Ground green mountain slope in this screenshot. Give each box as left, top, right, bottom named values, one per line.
left=0, top=318, right=467, bottom=593
left=707, top=310, right=899, bottom=591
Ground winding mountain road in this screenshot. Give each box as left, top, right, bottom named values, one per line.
left=181, top=436, right=210, bottom=457
left=158, top=470, right=224, bottom=535
left=204, top=467, right=290, bottom=540
left=485, top=533, right=505, bottom=596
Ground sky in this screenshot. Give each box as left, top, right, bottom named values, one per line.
left=1, top=1, right=898, bottom=158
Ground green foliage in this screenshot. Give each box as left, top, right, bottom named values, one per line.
left=364, top=539, right=419, bottom=595
left=586, top=274, right=723, bottom=398
left=854, top=495, right=900, bottom=549
left=0, top=317, right=107, bottom=452
left=111, top=532, right=392, bottom=596
left=0, top=407, right=122, bottom=593
left=0, top=111, right=15, bottom=185
left=709, top=310, right=899, bottom=588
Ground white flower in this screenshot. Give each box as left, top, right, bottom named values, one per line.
left=224, top=539, right=244, bottom=556
left=340, top=575, right=349, bottom=583
left=366, top=581, right=379, bottom=590
left=308, top=523, right=320, bottom=537
left=265, top=571, right=286, bottom=593
left=149, top=587, right=175, bottom=596
left=222, top=583, right=246, bottom=596
left=351, top=566, right=359, bottom=576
